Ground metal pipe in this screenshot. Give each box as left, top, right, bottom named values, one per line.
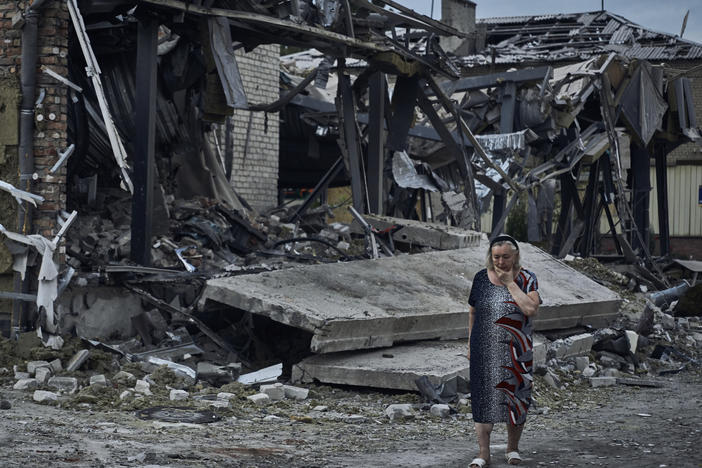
left=12, top=6, right=42, bottom=335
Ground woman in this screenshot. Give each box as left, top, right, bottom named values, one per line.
left=467, top=234, right=541, bottom=467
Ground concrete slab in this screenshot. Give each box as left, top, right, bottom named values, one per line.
left=200, top=242, right=621, bottom=353
left=291, top=340, right=469, bottom=391
left=350, top=215, right=483, bottom=250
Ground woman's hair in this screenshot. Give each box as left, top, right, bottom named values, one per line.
left=485, top=240, right=521, bottom=271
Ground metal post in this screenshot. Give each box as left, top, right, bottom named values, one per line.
left=337, top=66, right=365, bottom=213
left=367, top=72, right=386, bottom=214
left=655, top=147, right=670, bottom=256
left=131, top=18, right=158, bottom=266
left=630, top=145, right=651, bottom=254
left=491, top=81, right=516, bottom=232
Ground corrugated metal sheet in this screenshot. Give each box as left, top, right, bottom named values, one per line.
left=686, top=46, right=702, bottom=59
left=602, top=19, right=620, bottom=35
left=649, top=165, right=702, bottom=237
left=610, top=26, right=632, bottom=45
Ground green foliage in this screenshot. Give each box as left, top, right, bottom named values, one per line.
left=505, top=192, right=528, bottom=242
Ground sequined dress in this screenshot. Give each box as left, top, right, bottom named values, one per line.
left=468, top=268, right=539, bottom=425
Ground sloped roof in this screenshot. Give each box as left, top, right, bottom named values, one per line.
left=458, top=10, right=702, bottom=67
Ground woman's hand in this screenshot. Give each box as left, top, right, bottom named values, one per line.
left=494, top=266, right=515, bottom=286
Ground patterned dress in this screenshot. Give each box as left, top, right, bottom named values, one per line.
left=468, top=268, right=540, bottom=425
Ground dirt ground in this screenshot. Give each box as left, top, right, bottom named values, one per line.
left=1, top=368, right=700, bottom=468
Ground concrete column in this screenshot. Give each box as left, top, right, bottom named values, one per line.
left=440, top=0, right=476, bottom=53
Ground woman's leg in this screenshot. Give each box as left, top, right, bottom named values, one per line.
left=506, top=422, right=524, bottom=453
left=474, top=422, right=493, bottom=462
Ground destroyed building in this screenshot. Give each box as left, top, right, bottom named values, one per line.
left=0, top=0, right=700, bottom=397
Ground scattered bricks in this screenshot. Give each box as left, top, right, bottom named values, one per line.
left=66, top=349, right=90, bottom=372
left=170, top=390, right=189, bottom=401
left=217, top=392, right=236, bottom=401
left=35, top=367, right=51, bottom=385
left=49, top=359, right=62, bottom=373
left=33, top=390, right=58, bottom=403
left=247, top=393, right=270, bottom=405
left=575, top=356, right=590, bottom=372
left=90, top=375, right=107, bottom=387
left=590, top=376, right=617, bottom=387
left=283, top=385, right=309, bottom=400
left=430, top=404, right=451, bottom=418
left=13, top=379, right=38, bottom=391
left=134, top=380, right=152, bottom=395
left=385, top=404, right=414, bottom=421
left=48, top=376, right=78, bottom=394
left=27, top=361, right=51, bottom=376
left=260, top=383, right=285, bottom=401
left=113, top=371, right=136, bottom=385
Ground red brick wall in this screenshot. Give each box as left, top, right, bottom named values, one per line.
left=0, top=1, right=69, bottom=238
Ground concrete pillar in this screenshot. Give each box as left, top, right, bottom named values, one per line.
left=440, top=0, right=476, bottom=54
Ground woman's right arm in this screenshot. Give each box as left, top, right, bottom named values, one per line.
left=467, top=305, right=475, bottom=359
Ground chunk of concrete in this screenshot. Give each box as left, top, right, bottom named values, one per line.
left=430, top=404, right=451, bottom=418
left=532, top=334, right=549, bottom=367
left=13, top=378, right=38, bottom=391
left=26, top=361, right=51, bottom=376
left=247, top=393, right=270, bottom=405
left=260, top=383, right=285, bottom=401
left=217, top=392, right=236, bottom=401
left=292, top=340, right=469, bottom=391
left=170, top=389, right=189, bottom=401
left=48, top=376, right=78, bottom=394
left=113, top=371, right=136, bottom=385
left=90, top=374, right=107, bottom=387
left=549, top=333, right=594, bottom=359
left=119, top=390, right=133, bottom=400
left=201, top=244, right=621, bottom=353
left=14, top=371, right=30, bottom=380
left=35, top=367, right=51, bottom=385
left=385, top=404, right=414, bottom=421
left=49, top=359, right=62, bottom=373
left=197, top=362, right=236, bottom=386
left=33, top=390, right=58, bottom=403
left=590, top=376, right=617, bottom=387
left=582, top=365, right=596, bottom=377
left=134, top=380, right=152, bottom=395
left=66, top=350, right=90, bottom=372
left=575, top=356, right=589, bottom=372
left=283, top=385, right=309, bottom=400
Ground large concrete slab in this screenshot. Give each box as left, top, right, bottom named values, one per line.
left=200, top=241, right=621, bottom=353
left=291, top=340, right=469, bottom=391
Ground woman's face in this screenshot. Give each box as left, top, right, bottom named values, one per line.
left=491, top=244, right=516, bottom=271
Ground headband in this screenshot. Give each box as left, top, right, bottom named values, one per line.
left=490, top=234, right=519, bottom=251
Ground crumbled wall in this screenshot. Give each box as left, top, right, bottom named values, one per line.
left=226, top=44, right=280, bottom=212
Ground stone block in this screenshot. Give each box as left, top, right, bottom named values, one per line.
left=549, top=333, right=594, bottom=360
left=247, top=393, right=270, bottom=405
left=590, top=376, right=617, bottom=387
left=430, top=404, right=451, bottom=418
left=170, top=389, right=189, bottom=401
left=134, top=380, right=152, bottom=395
left=283, top=385, right=309, bottom=400
left=260, top=383, right=285, bottom=401
left=113, top=371, right=136, bottom=385
left=90, top=374, right=107, bottom=387
left=14, top=371, right=30, bottom=380
left=385, top=403, right=414, bottom=421
left=48, top=376, right=78, bottom=394
left=13, top=378, right=38, bottom=391
left=33, top=390, right=58, bottom=403
left=26, top=360, right=51, bottom=376
left=197, top=362, right=236, bottom=386
left=35, top=367, right=51, bottom=384
left=49, top=359, right=62, bottom=373
left=575, top=356, right=589, bottom=372
left=66, top=350, right=90, bottom=372
left=532, top=334, right=549, bottom=367
left=217, top=392, right=236, bottom=401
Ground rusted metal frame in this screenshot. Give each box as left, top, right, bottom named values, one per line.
left=387, top=75, right=420, bottom=151
left=289, top=157, right=345, bottom=222
left=654, top=147, right=670, bottom=256
left=598, top=76, right=669, bottom=285
left=130, top=17, right=159, bottom=266
left=424, top=76, right=520, bottom=193
left=249, top=66, right=319, bottom=112
left=579, top=159, right=602, bottom=257
left=367, top=72, right=386, bottom=214
left=492, top=81, right=517, bottom=232
left=337, top=63, right=366, bottom=213
left=367, top=0, right=469, bottom=38
left=142, top=0, right=385, bottom=51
